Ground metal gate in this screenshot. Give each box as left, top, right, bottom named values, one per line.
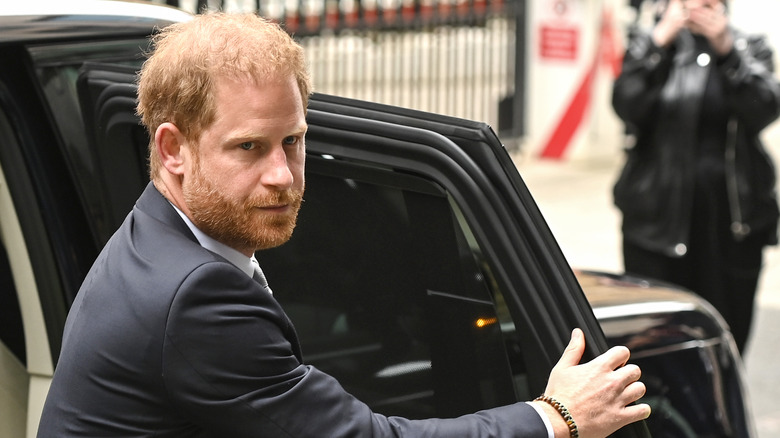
left=164, top=0, right=525, bottom=141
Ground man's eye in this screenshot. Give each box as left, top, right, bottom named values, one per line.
left=283, top=136, right=298, bottom=146
left=239, top=142, right=255, bottom=150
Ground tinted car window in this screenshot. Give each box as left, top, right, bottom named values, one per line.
left=262, top=155, right=532, bottom=418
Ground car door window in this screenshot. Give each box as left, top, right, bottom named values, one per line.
left=262, top=156, right=530, bottom=418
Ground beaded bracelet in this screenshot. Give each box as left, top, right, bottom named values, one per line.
left=534, top=394, right=579, bottom=438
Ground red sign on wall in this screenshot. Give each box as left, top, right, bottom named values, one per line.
left=539, top=25, right=578, bottom=61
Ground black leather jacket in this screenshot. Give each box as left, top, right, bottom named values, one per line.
left=612, top=26, right=780, bottom=257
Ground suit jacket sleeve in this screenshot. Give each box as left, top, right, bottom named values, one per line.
left=162, top=262, right=547, bottom=437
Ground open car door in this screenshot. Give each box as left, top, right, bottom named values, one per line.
left=76, top=66, right=651, bottom=437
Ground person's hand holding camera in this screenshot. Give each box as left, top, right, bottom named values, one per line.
left=685, top=0, right=733, bottom=55
left=653, top=0, right=689, bottom=47
left=654, top=0, right=733, bottom=55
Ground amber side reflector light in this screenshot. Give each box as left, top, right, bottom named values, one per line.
left=475, top=317, right=498, bottom=328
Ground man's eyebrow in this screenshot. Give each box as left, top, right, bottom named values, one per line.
left=227, top=124, right=308, bottom=142
left=293, top=122, right=309, bottom=134
left=222, top=131, right=265, bottom=145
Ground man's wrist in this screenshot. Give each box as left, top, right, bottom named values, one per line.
left=526, top=401, right=554, bottom=438
left=532, top=399, right=576, bottom=438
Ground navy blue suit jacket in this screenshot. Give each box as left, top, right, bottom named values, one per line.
left=38, top=183, right=547, bottom=437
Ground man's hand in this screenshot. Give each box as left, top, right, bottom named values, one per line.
left=534, top=329, right=651, bottom=438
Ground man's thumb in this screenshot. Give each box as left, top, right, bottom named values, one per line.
left=556, top=328, right=586, bottom=368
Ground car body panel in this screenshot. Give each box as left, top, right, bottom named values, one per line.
left=581, top=270, right=755, bottom=437
left=0, top=0, right=191, bottom=44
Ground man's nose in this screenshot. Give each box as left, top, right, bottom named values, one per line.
left=261, top=145, right=294, bottom=189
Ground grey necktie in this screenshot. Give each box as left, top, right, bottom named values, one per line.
left=251, top=259, right=273, bottom=295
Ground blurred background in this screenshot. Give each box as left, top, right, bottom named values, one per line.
left=147, top=0, right=780, bottom=435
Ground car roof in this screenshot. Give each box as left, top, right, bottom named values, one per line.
left=0, top=0, right=192, bottom=45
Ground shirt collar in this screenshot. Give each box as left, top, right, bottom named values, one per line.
left=170, top=202, right=256, bottom=278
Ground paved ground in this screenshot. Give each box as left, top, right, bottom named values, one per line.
left=513, top=150, right=780, bottom=438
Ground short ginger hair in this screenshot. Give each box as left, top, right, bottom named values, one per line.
left=136, top=12, right=312, bottom=179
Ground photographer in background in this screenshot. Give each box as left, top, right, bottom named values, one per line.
left=611, top=0, right=780, bottom=354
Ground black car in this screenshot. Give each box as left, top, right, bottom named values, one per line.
left=0, top=1, right=753, bottom=437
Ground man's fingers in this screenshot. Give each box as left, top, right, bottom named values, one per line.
left=623, top=380, right=647, bottom=404
left=611, top=362, right=646, bottom=406
left=615, top=363, right=642, bottom=382
left=623, top=402, right=652, bottom=422
left=591, top=345, right=631, bottom=370
left=601, top=403, right=651, bottom=437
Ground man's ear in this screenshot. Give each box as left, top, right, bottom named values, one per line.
left=155, top=122, right=189, bottom=176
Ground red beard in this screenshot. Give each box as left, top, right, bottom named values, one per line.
left=183, top=166, right=303, bottom=252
